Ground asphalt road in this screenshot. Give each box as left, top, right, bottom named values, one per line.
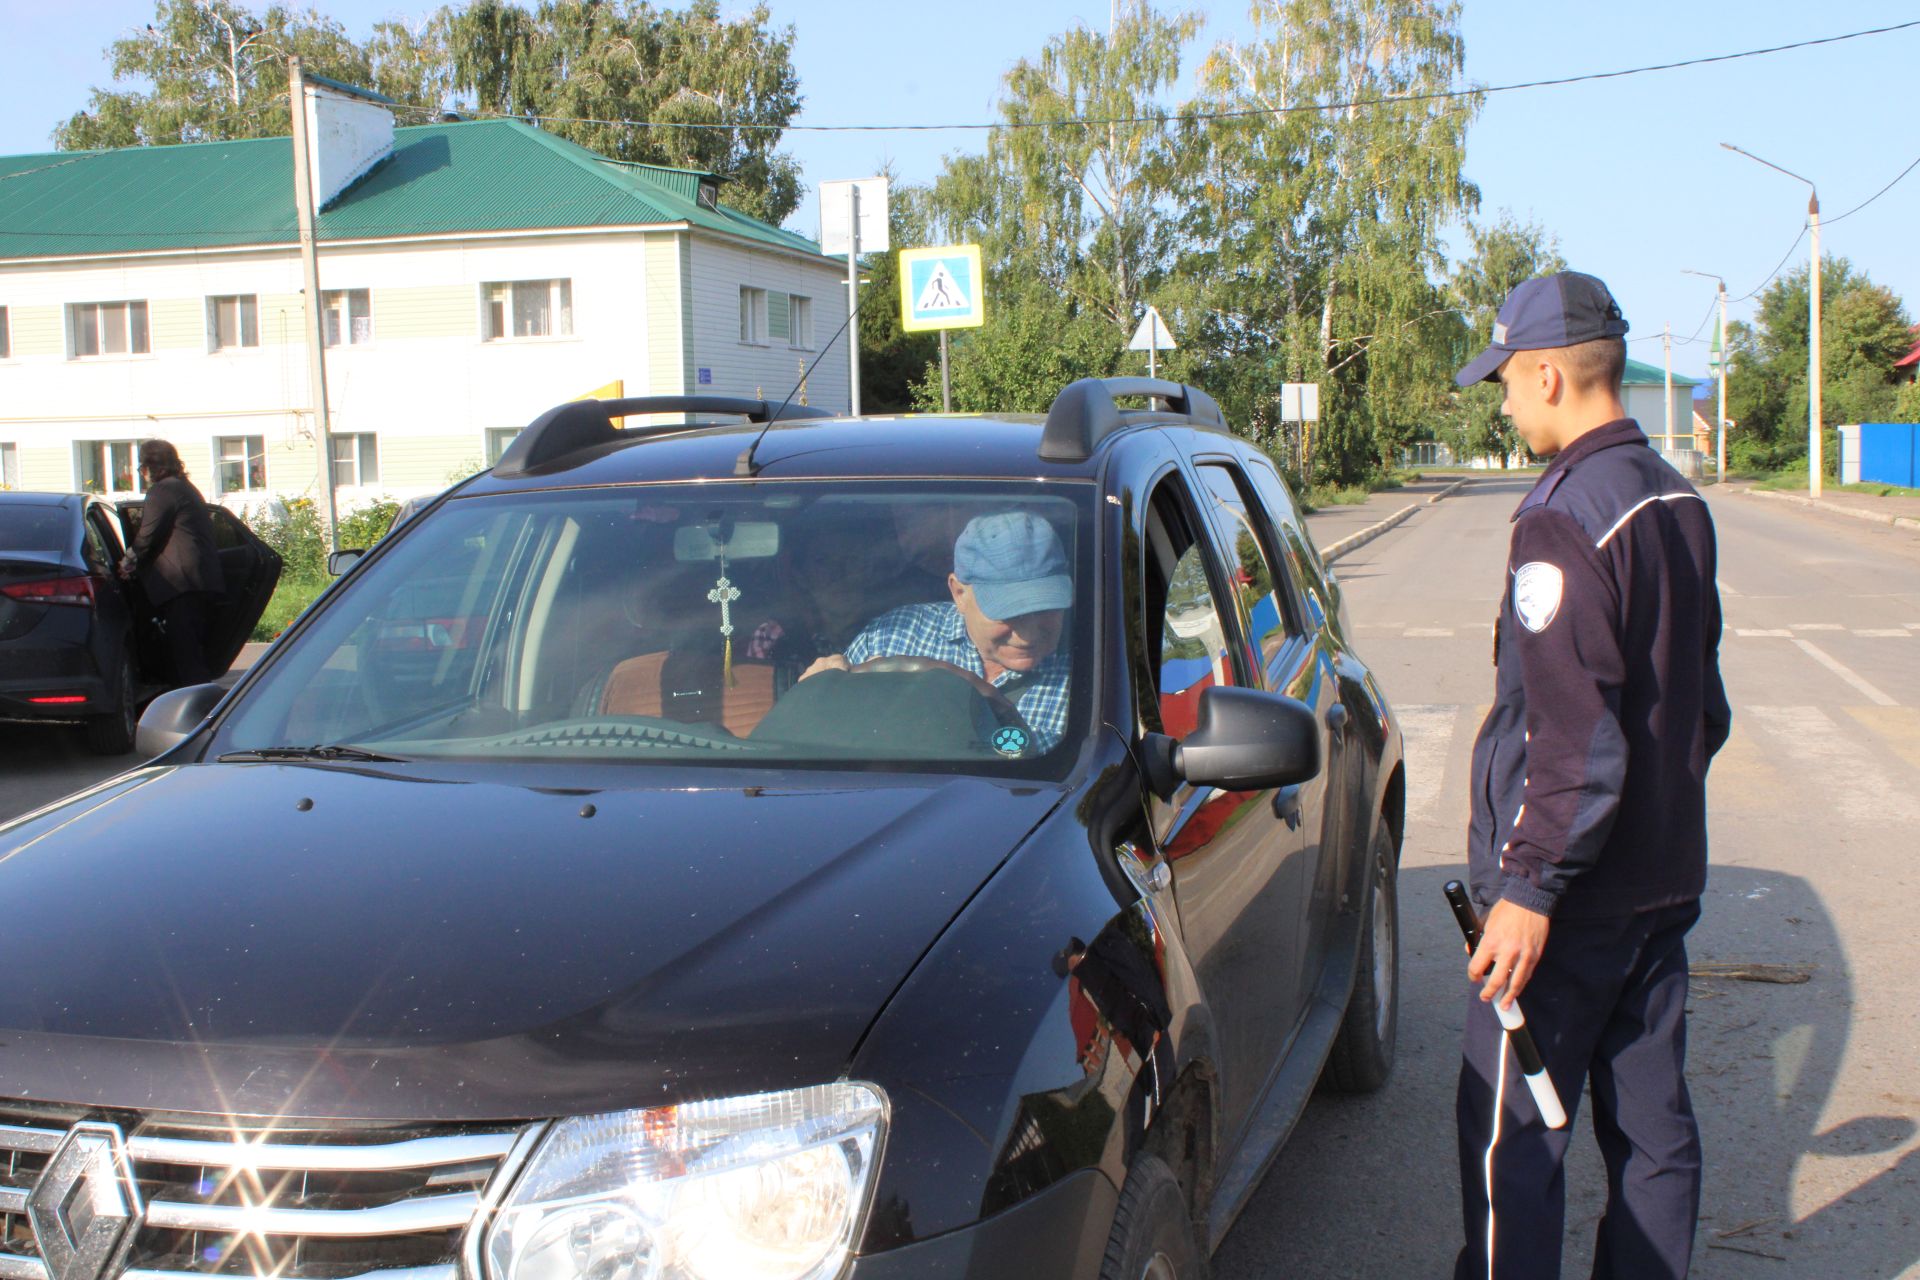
left=4, top=479, right=1917, bottom=1278
left=1213, top=479, right=1920, bottom=1278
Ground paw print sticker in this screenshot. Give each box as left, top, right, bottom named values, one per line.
left=992, top=726, right=1031, bottom=757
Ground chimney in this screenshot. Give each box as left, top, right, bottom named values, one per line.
left=301, top=76, right=395, bottom=210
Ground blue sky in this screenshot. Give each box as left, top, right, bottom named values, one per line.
left=4, top=0, right=1916, bottom=381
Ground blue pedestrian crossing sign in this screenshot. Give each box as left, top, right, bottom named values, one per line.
left=900, top=244, right=985, bottom=333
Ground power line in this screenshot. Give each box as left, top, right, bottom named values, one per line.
left=1824, top=149, right=1920, bottom=226
left=420, top=18, right=1920, bottom=136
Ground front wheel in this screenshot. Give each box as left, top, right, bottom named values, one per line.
left=84, top=648, right=139, bottom=756
left=1321, top=821, right=1399, bottom=1093
left=1098, top=1154, right=1207, bottom=1280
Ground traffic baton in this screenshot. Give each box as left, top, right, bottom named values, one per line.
left=1444, top=880, right=1568, bottom=1130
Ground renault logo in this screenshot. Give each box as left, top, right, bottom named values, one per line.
left=27, top=1123, right=142, bottom=1280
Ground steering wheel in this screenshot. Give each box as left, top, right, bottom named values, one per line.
left=850, top=655, right=1037, bottom=750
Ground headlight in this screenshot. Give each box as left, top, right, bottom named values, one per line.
left=484, top=1083, right=888, bottom=1280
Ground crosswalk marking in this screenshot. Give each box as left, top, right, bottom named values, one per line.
left=1789, top=623, right=1845, bottom=631
left=1388, top=702, right=1917, bottom=834
left=1791, top=639, right=1897, bottom=707
left=1734, top=628, right=1791, bottom=638
left=1743, top=705, right=1920, bottom=826
left=1404, top=628, right=1455, bottom=638
left=1854, top=629, right=1912, bottom=638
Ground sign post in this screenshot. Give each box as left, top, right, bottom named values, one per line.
left=899, top=245, right=986, bottom=412
left=1281, top=382, right=1321, bottom=482
left=1128, top=305, right=1177, bottom=379
left=821, top=177, right=890, bottom=417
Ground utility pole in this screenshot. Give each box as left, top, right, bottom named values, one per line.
left=1683, top=269, right=1730, bottom=483
left=1663, top=323, right=1673, bottom=454
left=287, top=57, right=340, bottom=549
left=847, top=184, right=862, bottom=418
left=1721, top=142, right=1822, bottom=497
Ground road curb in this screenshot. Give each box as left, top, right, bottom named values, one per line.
left=1322, top=478, right=1470, bottom=563
left=1741, top=486, right=1920, bottom=533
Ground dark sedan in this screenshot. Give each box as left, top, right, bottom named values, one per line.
left=0, top=490, right=280, bottom=752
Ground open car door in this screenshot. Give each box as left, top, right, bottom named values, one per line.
left=116, top=501, right=283, bottom=677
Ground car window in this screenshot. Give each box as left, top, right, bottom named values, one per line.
left=1138, top=476, right=1245, bottom=741
left=0, top=506, right=70, bottom=552
left=214, top=482, right=1093, bottom=776
left=207, top=507, right=247, bottom=551
left=1241, top=457, right=1335, bottom=632
left=1195, top=462, right=1302, bottom=687
left=81, top=511, right=117, bottom=571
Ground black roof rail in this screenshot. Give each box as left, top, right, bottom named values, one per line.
left=492, top=396, right=834, bottom=478
left=1039, top=377, right=1226, bottom=462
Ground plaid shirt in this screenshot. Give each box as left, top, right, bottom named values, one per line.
left=846, top=602, right=1072, bottom=752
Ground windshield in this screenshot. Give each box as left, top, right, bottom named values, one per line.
left=216, top=481, right=1094, bottom=775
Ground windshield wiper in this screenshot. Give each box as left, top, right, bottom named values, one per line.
left=217, top=744, right=411, bottom=763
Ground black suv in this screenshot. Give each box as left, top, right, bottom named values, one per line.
left=0, top=380, right=1404, bottom=1280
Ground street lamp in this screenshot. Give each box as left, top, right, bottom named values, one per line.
left=1720, top=142, right=1822, bottom=498
left=1682, top=269, right=1729, bottom=483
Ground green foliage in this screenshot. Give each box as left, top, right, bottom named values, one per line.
left=1442, top=213, right=1564, bottom=464
left=57, top=0, right=804, bottom=226
left=248, top=496, right=399, bottom=639
left=1895, top=380, right=1920, bottom=423
left=1726, top=257, right=1913, bottom=470
left=858, top=174, right=940, bottom=413
left=441, top=0, right=805, bottom=223
left=55, top=0, right=445, bottom=149
left=912, top=282, right=1126, bottom=412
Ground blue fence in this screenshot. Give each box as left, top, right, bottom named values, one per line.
left=1859, top=423, right=1919, bottom=488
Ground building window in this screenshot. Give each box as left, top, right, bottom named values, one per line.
left=329, top=433, right=379, bottom=488
left=68, top=301, right=150, bottom=358
left=0, top=307, right=10, bottom=359
left=323, top=289, right=372, bottom=347
left=483, top=280, right=572, bottom=341
left=77, top=440, right=142, bottom=495
left=485, top=427, right=521, bottom=466
left=789, top=295, right=813, bottom=349
left=740, top=287, right=765, bottom=343
left=215, top=435, right=267, bottom=496
left=208, top=294, right=260, bottom=351
left=0, top=443, right=17, bottom=489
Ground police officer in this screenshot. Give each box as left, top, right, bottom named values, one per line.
left=1451, top=272, right=1731, bottom=1280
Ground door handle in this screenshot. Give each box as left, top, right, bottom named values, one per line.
left=1326, top=704, right=1349, bottom=733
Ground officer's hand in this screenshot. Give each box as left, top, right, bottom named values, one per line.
left=1467, top=899, right=1550, bottom=1010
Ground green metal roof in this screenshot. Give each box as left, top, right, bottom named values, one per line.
left=1622, top=357, right=1699, bottom=388
left=0, top=119, right=825, bottom=261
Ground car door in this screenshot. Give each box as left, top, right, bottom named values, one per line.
left=1189, top=452, right=1355, bottom=1016
left=1129, top=461, right=1307, bottom=1141
left=80, top=503, right=141, bottom=682
left=117, top=501, right=284, bottom=676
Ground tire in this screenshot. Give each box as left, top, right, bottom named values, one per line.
left=84, top=649, right=139, bottom=756
left=1322, top=821, right=1399, bottom=1093
left=1098, top=1154, right=1208, bottom=1280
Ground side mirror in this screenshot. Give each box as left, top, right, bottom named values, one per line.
left=327, top=549, right=367, bottom=576
left=136, top=682, right=226, bottom=756
left=1140, top=686, right=1322, bottom=798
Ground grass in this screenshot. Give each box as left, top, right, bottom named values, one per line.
left=1750, top=468, right=1920, bottom=498
left=1298, top=467, right=1428, bottom=512
left=252, top=575, right=330, bottom=642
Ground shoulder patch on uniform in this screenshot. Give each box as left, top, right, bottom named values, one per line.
left=1513, top=562, right=1564, bottom=633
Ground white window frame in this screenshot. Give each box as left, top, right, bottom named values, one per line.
left=485, top=427, right=522, bottom=466
left=323, top=288, right=373, bottom=347
left=0, top=443, right=18, bottom=489
left=739, top=286, right=766, bottom=344
left=76, top=440, right=144, bottom=496
left=329, top=433, right=380, bottom=488
left=67, top=301, right=150, bottom=359
left=482, top=279, right=573, bottom=341
left=214, top=435, right=268, bottom=497
left=789, top=294, right=813, bottom=349
left=207, top=294, right=260, bottom=352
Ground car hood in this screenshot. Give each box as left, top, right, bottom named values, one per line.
left=0, top=763, right=1063, bottom=1120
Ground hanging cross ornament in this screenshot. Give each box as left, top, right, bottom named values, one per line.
left=707, top=549, right=741, bottom=686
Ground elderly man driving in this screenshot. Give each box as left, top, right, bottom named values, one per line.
left=802, top=510, right=1073, bottom=751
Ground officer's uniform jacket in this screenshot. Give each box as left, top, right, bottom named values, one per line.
left=1467, top=420, right=1730, bottom=920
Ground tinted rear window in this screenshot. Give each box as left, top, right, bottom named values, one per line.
left=0, top=506, right=72, bottom=553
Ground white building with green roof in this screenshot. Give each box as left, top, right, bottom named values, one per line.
left=0, top=89, right=848, bottom=505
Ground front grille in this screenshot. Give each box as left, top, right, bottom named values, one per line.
left=0, top=1107, right=539, bottom=1280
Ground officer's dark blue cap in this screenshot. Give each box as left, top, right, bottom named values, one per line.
left=1455, top=271, right=1630, bottom=387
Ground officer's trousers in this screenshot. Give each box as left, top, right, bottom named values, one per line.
left=1454, top=900, right=1702, bottom=1280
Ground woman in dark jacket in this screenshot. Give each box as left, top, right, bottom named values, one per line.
left=120, top=439, right=225, bottom=686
